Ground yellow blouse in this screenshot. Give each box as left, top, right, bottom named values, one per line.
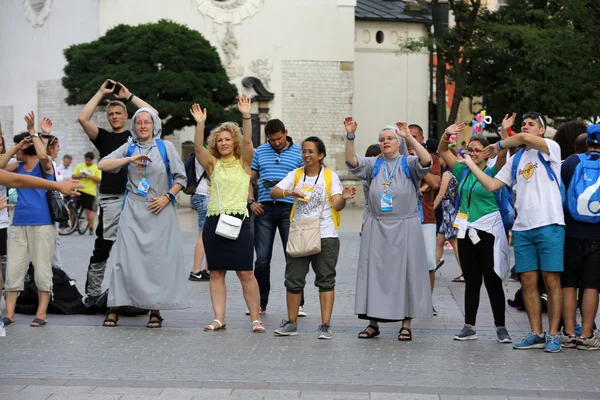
left=207, top=157, right=250, bottom=217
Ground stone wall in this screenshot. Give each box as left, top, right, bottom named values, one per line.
left=0, top=106, right=14, bottom=139
left=281, top=60, right=353, bottom=176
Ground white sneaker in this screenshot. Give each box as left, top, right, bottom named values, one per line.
left=245, top=307, right=266, bottom=316
left=298, top=306, right=307, bottom=317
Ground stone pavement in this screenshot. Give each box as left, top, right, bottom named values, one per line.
left=1, top=208, right=600, bottom=400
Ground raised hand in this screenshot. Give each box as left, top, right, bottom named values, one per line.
left=190, top=103, right=207, bottom=124
left=237, top=94, right=251, bottom=115
left=344, top=117, right=357, bottom=135
left=100, top=79, right=116, bottom=95
left=342, top=187, right=356, bottom=199
left=128, top=154, right=152, bottom=166
left=454, top=154, right=474, bottom=165
left=482, top=144, right=501, bottom=159
left=114, top=82, right=131, bottom=100
left=444, top=123, right=466, bottom=137
left=56, top=180, right=84, bottom=196
left=16, top=137, right=33, bottom=150
left=24, top=111, right=36, bottom=133
left=501, top=112, right=517, bottom=132
left=395, top=121, right=409, bottom=138
left=40, top=117, right=53, bottom=134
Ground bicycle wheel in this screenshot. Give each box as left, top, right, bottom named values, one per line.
left=58, top=204, right=78, bottom=236
left=77, top=206, right=89, bottom=235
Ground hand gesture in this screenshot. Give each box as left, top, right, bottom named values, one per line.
left=0, top=196, right=7, bottom=211
left=444, top=122, right=466, bottom=138
left=148, top=195, right=170, bottom=214
left=342, top=187, right=356, bottom=200
left=249, top=201, right=264, bottom=216
left=190, top=103, right=207, bottom=124
left=56, top=180, right=84, bottom=196
left=40, top=117, right=53, bottom=134
left=454, top=154, right=474, bottom=165
left=114, top=82, right=130, bottom=100
left=344, top=117, right=357, bottom=136
left=24, top=111, right=36, bottom=133
left=482, top=144, right=500, bottom=159
left=128, top=154, right=152, bottom=166
left=237, top=94, right=251, bottom=116
left=16, top=136, right=33, bottom=150
left=100, top=79, right=116, bottom=95
left=395, top=121, right=409, bottom=138
left=289, top=190, right=306, bottom=199
left=501, top=112, right=517, bottom=132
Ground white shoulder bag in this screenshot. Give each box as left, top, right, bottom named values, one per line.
left=214, top=162, right=245, bottom=240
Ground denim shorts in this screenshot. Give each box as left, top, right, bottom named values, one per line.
left=513, top=224, right=565, bottom=273
left=191, top=194, right=209, bottom=232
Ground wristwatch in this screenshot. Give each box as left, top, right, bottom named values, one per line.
left=30, top=132, right=40, bottom=138
left=247, top=200, right=255, bottom=206
left=127, top=93, right=135, bottom=102
left=166, top=192, right=175, bottom=202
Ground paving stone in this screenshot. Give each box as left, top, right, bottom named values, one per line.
left=0, top=385, right=26, bottom=393
left=371, top=394, right=440, bottom=400
left=20, top=385, right=95, bottom=395
left=46, top=395, right=122, bottom=400
left=230, top=389, right=301, bottom=399
left=91, top=387, right=162, bottom=395
left=300, top=392, right=370, bottom=400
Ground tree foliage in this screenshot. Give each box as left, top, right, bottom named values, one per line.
left=63, top=20, right=240, bottom=136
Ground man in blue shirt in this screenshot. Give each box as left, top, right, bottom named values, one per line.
left=248, top=119, right=304, bottom=315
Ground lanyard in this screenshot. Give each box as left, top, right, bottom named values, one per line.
left=136, top=145, right=154, bottom=178
left=460, top=170, right=484, bottom=214
left=303, top=166, right=322, bottom=184
left=382, top=157, right=401, bottom=194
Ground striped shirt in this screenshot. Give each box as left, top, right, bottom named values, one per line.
left=252, top=138, right=304, bottom=203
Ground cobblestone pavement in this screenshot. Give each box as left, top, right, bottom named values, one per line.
left=1, top=208, right=600, bottom=399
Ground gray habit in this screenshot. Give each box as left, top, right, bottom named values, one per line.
left=349, top=155, right=433, bottom=321
left=103, top=139, right=189, bottom=310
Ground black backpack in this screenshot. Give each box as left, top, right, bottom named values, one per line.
left=183, top=153, right=206, bottom=195
left=15, top=264, right=86, bottom=315
left=93, top=289, right=149, bottom=317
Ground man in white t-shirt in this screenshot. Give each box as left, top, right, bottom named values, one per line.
left=456, top=112, right=564, bottom=353
left=57, top=155, right=73, bottom=180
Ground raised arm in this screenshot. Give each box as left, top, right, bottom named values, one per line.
left=0, top=137, right=30, bottom=172
left=0, top=169, right=83, bottom=196
left=237, top=94, right=254, bottom=169
left=483, top=132, right=550, bottom=160
left=456, top=154, right=506, bottom=192
left=98, top=153, right=151, bottom=172
left=433, top=171, right=451, bottom=209
left=397, top=122, right=430, bottom=167
left=439, top=123, right=466, bottom=170
left=24, top=112, right=53, bottom=174
left=190, top=103, right=217, bottom=176
left=114, top=82, right=158, bottom=115
left=344, top=117, right=358, bottom=168
left=331, top=187, right=356, bottom=212
left=78, top=80, right=114, bottom=141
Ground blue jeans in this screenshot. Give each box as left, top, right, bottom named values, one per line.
left=254, top=202, right=303, bottom=308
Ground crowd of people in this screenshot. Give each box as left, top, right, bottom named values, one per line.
left=0, top=79, right=599, bottom=351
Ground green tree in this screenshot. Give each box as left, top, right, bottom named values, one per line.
left=63, top=19, right=240, bottom=136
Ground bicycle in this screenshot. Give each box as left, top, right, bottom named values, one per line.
left=58, top=196, right=89, bottom=236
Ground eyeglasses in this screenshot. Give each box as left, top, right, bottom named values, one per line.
left=301, top=149, right=317, bottom=154
left=467, top=148, right=483, bottom=154
left=523, top=113, right=546, bottom=129
left=135, top=121, right=153, bottom=127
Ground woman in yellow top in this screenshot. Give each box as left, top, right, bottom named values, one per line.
left=191, top=95, right=263, bottom=333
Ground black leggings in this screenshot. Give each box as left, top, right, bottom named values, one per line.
left=458, top=230, right=506, bottom=327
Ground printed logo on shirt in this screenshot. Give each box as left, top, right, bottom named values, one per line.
left=518, top=162, right=538, bottom=180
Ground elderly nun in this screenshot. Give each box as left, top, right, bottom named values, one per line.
left=98, top=107, right=189, bottom=328
left=344, top=118, right=433, bottom=341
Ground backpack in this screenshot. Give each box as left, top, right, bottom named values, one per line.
left=511, top=148, right=565, bottom=204
left=183, top=153, right=206, bottom=195
left=566, top=153, right=600, bottom=223
left=370, top=156, right=424, bottom=222
left=457, top=167, right=515, bottom=232
left=124, top=139, right=175, bottom=206
left=15, top=264, right=86, bottom=315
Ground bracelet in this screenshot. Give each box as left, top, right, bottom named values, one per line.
left=441, top=135, right=449, bottom=143
left=127, top=93, right=135, bottom=102
left=346, top=134, right=356, bottom=141
left=242, top=116, right=252, bottom=120
left=497, top=140, right=503, bottom=150
left=282, top=189, right=287, bottom=197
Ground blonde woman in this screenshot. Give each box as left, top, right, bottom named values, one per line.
left=191, top=95, right=263, bottom=333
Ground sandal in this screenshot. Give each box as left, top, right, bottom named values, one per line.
left=358, top=324, right=380, bottom=339
left=398, top=327, right=412, bottom=341
left=30, top=318, right=48, bottom=327
left=252, top=320, right=265, bottom=333
left=103, top=309, right=119, bottom=327
left=2, top=317, right=15, bottom=326
left=146, top=313, right=163, bottom=329
left=204, top=319, right=226, bottom=331
left=452, top=275, right=465, bottom=283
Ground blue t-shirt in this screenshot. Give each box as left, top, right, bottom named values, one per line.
left=251, top=139, right=304, bottom=203
left=12, top=162, right=54, bottom=226
left=561, top=152, right=600, bottom=240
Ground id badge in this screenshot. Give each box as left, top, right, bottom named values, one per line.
left=137, top=178, right=151, bottom=196
left=380, top=193, right=393, bottom=212
left=454, top=212, right=468, bottom=238
left=298, top=184, right=314, bottom=202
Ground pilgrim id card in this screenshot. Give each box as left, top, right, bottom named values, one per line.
left=136, top=178, right=151, bottom=196
left=380, top=193, right=393, bottom=212
left=454, top=212, right=468, bottom=239
left=298, top=184, right=314, bottom=202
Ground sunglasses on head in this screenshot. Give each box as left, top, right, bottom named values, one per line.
left=523, top=113, right=545, bottom=129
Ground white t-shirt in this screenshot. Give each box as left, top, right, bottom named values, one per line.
left=495, top=139, right=564, bottom=231
left=277, top=168, right=343, bottom=238
left=52, top=160, right=65, bottom=182
left=57, top=164, right=73, bottom=180
left=194, top=158, right=209, bottom=196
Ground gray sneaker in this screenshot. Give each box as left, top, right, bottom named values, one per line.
left=559, top=330, right=577, bottom=348
left=496, top=327, right=512, bottom=343
left=577, top=335, right=600, bottom=351
left=454, top=324, right=477, bottom=341
left=274, top=319, right=298, bottom=336
left=318, top=324, right=332, bottom=340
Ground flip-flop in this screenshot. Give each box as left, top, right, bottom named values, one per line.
left=452, top=275, right=465, bottom=283
left=2, top=317, right=15, bottom=326
left=30, top=318, right=48, bottom=327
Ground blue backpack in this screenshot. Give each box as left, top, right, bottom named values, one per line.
left=457, top=167, right=515, bottom=232
left=511, top=148, right=565, bottom=204
left=566, top=153, right=600, bottom=223
left=371, top=156, right=424, bottom=222
left=124, top=139, right=174, bottom=206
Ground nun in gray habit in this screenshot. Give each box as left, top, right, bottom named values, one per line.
left=344, top=118, right=433, bottom=341
left=98, top=107, right=189, bottom=328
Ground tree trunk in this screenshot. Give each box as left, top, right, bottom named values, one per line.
left=435, top=59, right=447, bottom=138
